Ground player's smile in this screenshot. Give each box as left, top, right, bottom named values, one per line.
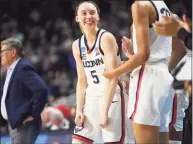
left=84, top=21, right=94, bottom=26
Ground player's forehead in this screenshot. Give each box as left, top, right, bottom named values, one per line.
left=78, top=2, right=97, bottom=13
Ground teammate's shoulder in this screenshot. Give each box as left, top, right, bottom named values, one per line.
left=72, top=39, right=80, bottom=53
left=100, top=31, right=115, bottom=41
left=72, top=39, right=79, bottom=48
left=132, top=1, right=151, bottom=12
left=132, top=1, right=149, bottom=8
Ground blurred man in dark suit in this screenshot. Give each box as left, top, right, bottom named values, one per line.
left=0, top=38, right=48, bottom=144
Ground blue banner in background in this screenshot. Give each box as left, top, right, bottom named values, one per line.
left=1, top=132, right=72, bottom=144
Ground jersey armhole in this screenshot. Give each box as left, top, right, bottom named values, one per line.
left=149, top=0, right=159, bottom=28
left=78, top=38, right=82, bottom=60
left=99, top=31, right=120, bottom=56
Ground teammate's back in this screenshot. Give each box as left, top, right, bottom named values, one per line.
left=132, top=0, right=172, bottom=63
left=103, top=1, right=175, bottom=144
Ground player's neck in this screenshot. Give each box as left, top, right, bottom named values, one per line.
left=84, top=27, right=99, bottom=45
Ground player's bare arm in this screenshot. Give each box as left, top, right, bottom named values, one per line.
left=72, top=40, right=87, bottom=126
left=100, top=32, right=118, bottom=128
left=168, top=37, right=187, bottom=72
left=104, top=2, right=150, bottom=79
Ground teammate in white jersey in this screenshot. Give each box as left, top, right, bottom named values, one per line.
left=71, top=1, right=134, bottom=143
left=121, top=33, right=188, bottom=144
left=121, top=17, right=188, bottom=144
left=104, top=1, right=175, bottom=143
left=169, top=41, right=189, bottom=144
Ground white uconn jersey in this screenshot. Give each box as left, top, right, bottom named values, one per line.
left=133, top=0, right=172, bottom=63
left=79, top=29, right=120, bottom=97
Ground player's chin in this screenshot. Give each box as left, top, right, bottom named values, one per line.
left=85, top=23, right=97, bottom=28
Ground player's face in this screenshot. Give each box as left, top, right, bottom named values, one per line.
left=76, top=3, right=99, bottom=31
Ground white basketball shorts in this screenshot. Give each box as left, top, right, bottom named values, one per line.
left=72, top=81, right=135, bottom=143
left=128, top=63, right=174, bottom=132
left=169, top=90, right=189, bottom=131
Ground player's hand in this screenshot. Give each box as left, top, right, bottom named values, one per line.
left=99, top=114, right=109, bottom=128
left=152, top=16, right=180, bottom=36
left=74, top=111, right=85, bottom=127
left=103, top=71, right=116, bottom=79
left=121, top=36, right=134, bottom=59
left=152, top=15, right=191, bottom=36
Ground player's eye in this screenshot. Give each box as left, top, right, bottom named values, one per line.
left=81, top=12, right=86, bottom=16
left=90, top=11, right=95, bottom=15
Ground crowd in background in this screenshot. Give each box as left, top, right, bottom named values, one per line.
left=0, top=0, right=131, bottom=102
left=0, top=0, right=189, bottom=135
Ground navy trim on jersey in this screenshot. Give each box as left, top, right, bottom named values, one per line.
left=84, top=29, right=101, bottom=53
left=78, top=38, right=82, bottom=60
left=99, top=31, right=120, bottom=56
left=149, top=0, right=159, bottom=28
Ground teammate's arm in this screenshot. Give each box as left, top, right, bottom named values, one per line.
left=104, top=2, right=150, bottom=78
left=72, top=40, right=87, bottom=126
left=168, top=37, right=187, bottom=72
left=100, top=32, right=119, bottom=128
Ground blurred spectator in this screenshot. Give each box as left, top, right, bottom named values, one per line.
left=41, top=104, right=76, bottom=131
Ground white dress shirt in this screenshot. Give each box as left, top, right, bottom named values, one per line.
left=1, top=58, right=21, bottom=120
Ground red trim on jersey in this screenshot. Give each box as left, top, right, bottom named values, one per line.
left=72, top=134, right=93, bottom=144
left=87, top=49, right=91, bottom=54
left=111, top=81, right=126, bottom=144
left=169, top=93, right=177, bottom=130
left=131, top=65, right=145, bottom=121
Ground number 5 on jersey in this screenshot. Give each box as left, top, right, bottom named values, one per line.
left=90, top=70, right=100, bottom=84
